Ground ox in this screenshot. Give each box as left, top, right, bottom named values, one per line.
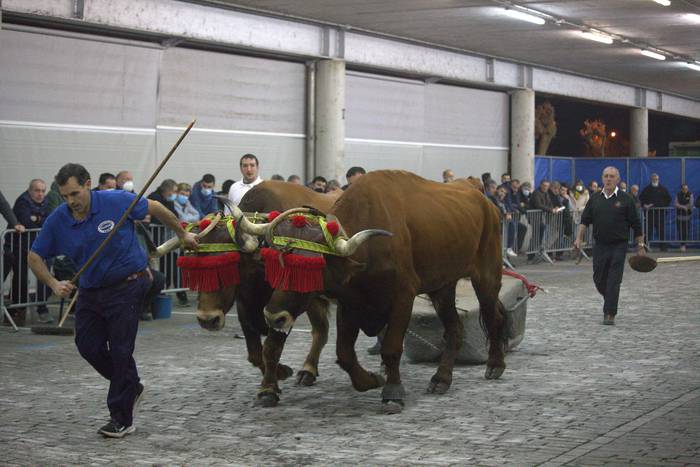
left=235, top=170, right=507, bottom=413
left=157, top=181, right=340, bottom=385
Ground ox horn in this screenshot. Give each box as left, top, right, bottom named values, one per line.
left=154, top=212, right=221, bottom=257
left=333, top=229, right=393, bottom=257
left=217, top=196, right=262, bottom=252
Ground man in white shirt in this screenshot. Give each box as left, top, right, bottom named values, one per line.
left=228, top=154, right=263, bottom=206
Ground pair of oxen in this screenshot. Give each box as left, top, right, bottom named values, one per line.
left=156, top=170, right=506, bottom=414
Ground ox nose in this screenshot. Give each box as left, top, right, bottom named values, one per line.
left=197, top=315, right=220, bottom=331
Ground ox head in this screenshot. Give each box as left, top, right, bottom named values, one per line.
left=237, top=207, right=392, bottom=332
left=155, top=201, right=263, bottom=331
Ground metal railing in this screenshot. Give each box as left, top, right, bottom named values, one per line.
left=500, top=205, right=699, bottom=267
left=1, top=223, right=189, bottom=330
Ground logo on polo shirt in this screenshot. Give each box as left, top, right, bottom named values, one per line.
left=97, top=220, right=115, bottom=234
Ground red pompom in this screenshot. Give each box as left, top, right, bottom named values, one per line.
left=267, top=211, right=281, bottom=221
left=326, top=220, right=340, bottom=237
left=291, top=215, right=307, bottom=228
left=198, top=219, right=211, bottom=231
left=180, top=221, right=189, bottom=229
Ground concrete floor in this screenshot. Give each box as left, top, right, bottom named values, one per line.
left=1, top=255, right=698, bottom=466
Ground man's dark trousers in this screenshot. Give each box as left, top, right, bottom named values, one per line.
left=592, top=242, right=627, bottom=316
left=75, top=274, right=150, bottom=427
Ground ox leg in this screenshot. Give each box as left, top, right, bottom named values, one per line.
left=256, top=330, right=288, bottom=407
left=472, top=278, right=507, bottom=380
left=427, top=282, right=463, bottom=394
left=335, top=306, right=386, bottom=393
left=238, top=300, right=293, bottom=381
left=297, top=297, right=329, bottom=387
left=379, top=294, right=415, bottom=414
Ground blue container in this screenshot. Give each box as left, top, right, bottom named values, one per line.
left=152, top=294, right=172, bottom=320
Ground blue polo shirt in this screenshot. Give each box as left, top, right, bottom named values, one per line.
left=32, top=190, right=149, bottom=289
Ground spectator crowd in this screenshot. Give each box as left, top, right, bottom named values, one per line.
left=2, top=153, right=698, bottom=326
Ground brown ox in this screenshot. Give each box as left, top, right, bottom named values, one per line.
left=160, top=181, right=340, bottom=385
left=238, top=170, right=507, bottom=413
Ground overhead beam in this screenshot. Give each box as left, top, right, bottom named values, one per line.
left=2, top=0, right=699, bottom=119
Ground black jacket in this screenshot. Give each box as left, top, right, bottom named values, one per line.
left=530, top=189, right=553, bottom=211
left=13, top=191, right=51, bottom=229
left=147, top=189, right=177, bottom=225
left=639, top=184, right=671, bottom=208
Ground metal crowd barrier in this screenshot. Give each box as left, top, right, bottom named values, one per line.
left=144, top=223, right=187, bottom=294
left=500, top=209, right=594, bottom=267
left=1, top=228, right=54, bottom=330
left=500, top=205, right=699, bottom=268
left=642, top=206, right=700, bottom=249
left=1, top=223, right=190, bottom=330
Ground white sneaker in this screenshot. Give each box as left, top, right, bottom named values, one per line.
left=506, top=248, right=518, bottom=258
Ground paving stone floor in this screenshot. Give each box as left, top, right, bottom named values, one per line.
left=1, top=255, right=698, bottom=466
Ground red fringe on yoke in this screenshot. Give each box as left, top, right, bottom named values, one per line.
left=177, top=252, right=240, bottom=292
left=260, top=248, right=326, bottom=293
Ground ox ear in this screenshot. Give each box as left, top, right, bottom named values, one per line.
left=326, top=256, right=366, bottom=286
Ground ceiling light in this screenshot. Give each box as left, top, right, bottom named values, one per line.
left=579, top=31, right=614, bottom=44
left=683, top=13, right=700, bottom=23
left=641, top=49, right=666, bottom=60
left=502, top=9, right=546, bottom=25
left=685, top=62, right=700, bottom=71
left=652, top=0, right=671, bottom=6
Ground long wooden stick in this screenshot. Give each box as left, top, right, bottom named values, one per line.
left=656, top=256, right=700, bottom=263
left=57, top=120, right=196, bottom=327
left=58, top=291, right=79, bottom=328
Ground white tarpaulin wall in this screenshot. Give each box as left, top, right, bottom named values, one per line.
left=0, top=27, right=306, bottom=205
left=345, top=71, right=509, bottom=182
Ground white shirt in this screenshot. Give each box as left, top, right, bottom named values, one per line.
left=602, top=186, right=619, bottom=200
left=228, top=176, right=263, bottom=207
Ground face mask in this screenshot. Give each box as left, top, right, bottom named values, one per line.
left=620, top=188, right=626, bottom=192
left=201, top=188, right=213, bottom=197
left=166, top=193, right=177, bottom=202
left=122, top=181, right=134, bottom=192
left=104, top=188, right=115, bottom=192
left=177, top=194, right=188, bottom=205
left=576, top=186, right=583, bottom=192
left=522, top=189, right=530, bottom=197
left=651, top=182, right=659, bottom=188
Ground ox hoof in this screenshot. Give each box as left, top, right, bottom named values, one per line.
left=426, top=380, right=450, bottom=395
left=255, top=390, right=280, bottom=408
left=296, top=370, right=317, bottom=387
left=277, top=364, right=294, bottom=381
left=485, top=366, right=505, bottom=380
left=381, top=399, right=404, bottom=415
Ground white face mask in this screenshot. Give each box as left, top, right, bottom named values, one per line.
left=651, top=182, right=659, bottom=188
left=122, top=180, right=135, bottom=192
left=522, top=189, right=530, bottom=197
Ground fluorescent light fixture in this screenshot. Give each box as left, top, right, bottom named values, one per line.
left=502, top=8, right=546, bottom=25
left=579, top=31, right=614, bottom=44
left=685, top=62, right=700, bottom=71
left=683, top=13, right=700, bottom=23
left=641, top=49, right=666, bottom=60
left=652, top=0, right=671, bottom=6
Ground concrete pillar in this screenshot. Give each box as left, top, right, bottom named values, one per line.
left=314, top=59, right=345, bottom=181
left=510, top=89, right=535, bottom=185
left=630, top=107, right=648, bottom=158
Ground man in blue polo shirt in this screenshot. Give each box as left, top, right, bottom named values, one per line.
left=28, top=163, right=198, bottom=438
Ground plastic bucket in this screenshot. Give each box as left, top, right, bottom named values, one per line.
left=152, top=294, right=172, bottom=320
